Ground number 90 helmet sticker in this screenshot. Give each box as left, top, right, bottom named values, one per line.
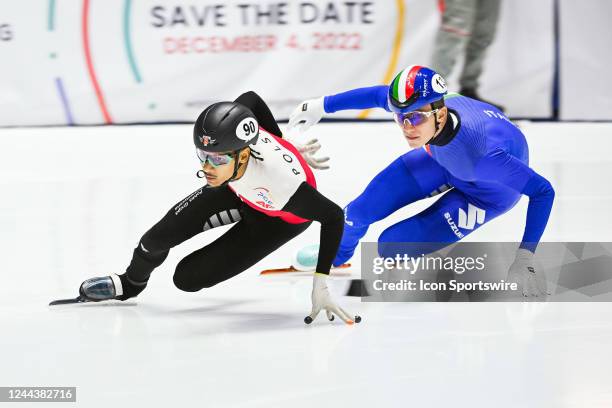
left=236, top=117, right=259, bottom=142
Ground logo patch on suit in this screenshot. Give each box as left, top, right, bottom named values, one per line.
left=457, top=203, right=486, bottom=230
left=254, top=187, right=275, bottom=209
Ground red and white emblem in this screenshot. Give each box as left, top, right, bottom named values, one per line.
left=200, top=135, right=215, bottom=146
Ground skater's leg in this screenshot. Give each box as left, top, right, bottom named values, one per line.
left=334, top=149, right=450, bottom=265
left=125, top=186, right=242, bottom=286
left=174, top=212, right=311, bottom=291
left=378, top=187, right=519, bottom=258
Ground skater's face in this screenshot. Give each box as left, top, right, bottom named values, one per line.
left=395, top=105, right=447, bottom=148
left=200, top=148, right=250, bottom=186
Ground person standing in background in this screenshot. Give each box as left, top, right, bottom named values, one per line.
left=431, top=0, right=505, bottom=111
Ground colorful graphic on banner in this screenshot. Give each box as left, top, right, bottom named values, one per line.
left=0, top=0, right=557, bottom=126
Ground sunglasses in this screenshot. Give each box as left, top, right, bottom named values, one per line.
left=394, top=109, right=440, bottom=127
left=196, top=149, right=235, bottom=167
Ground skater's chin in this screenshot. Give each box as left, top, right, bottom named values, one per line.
left=206, top=177, right=219, bottom=186
left=405, top=137, right=424, bottom=148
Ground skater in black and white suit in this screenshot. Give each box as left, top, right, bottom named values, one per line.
left=76, top=91, right=358, bottom=325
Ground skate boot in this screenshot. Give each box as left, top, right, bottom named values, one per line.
left=79, top=274, right=124, bottom=301
left=50, top=274, right=146, bottom=305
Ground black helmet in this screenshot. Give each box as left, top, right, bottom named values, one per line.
left=193, top=101, right=259, bottom=153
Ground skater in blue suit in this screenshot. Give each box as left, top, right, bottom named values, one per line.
left=288, top=65, right=554, bottom=296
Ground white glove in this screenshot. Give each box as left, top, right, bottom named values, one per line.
left=305, top=273, right=360, bottom=325
left=296, top=138, right=330, bottom=170
left=285, top=128, right=330, bottom=170
left=288, top=97, right=325, bottom=133
left=506, top=248, right=549, bottom=297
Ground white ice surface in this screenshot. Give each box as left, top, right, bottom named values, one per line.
left=1, top=122, right=611, bottom=407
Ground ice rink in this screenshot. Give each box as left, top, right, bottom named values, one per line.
left=1, top=121, right=611, bottom=407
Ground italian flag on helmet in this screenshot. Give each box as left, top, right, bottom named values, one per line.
left=388, top=65, right=448, bottom=114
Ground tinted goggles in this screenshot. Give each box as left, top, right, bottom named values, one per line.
left=196, top=149, right=234, bottom=167
left=394, top=109, right=440, bottom=127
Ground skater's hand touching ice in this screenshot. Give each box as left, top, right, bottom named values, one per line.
left=506, top=249, right=549, bottom=297
left=304, top=273, right=360, bottom=325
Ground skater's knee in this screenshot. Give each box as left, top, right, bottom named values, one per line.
left=173, top=269, right=204, bottom=292
left=172, top=273, right=202, bottom=292
left=174, top=259, right=199, bottom=292
left=173, top=258, right=217, bottom=292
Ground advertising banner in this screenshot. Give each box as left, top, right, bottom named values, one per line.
left=0, top=1, right=555, bottom=126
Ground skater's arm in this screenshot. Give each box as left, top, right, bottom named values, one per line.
left=287, top=184, right=359, bottom=325
left=324, top=85, right=391, bottom=113
left=288, top=86, right=389, bottom=132
left=282, top=183, right=344, bottom=274
left=234, top=91, right=283, bottom=137
left=476, top=150, right=555, bottom=252
left=519, top=173, right=555, bottom=252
